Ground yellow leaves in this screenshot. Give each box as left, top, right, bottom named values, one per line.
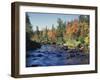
left=84, top=36, right=89, bottom=45
left=65, top=39, right=81, bottom=49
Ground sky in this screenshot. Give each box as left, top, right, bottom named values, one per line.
left=26, top=12, right=80, bottom=31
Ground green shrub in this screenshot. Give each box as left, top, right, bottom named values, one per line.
left=65, top=39, right=81, bottom=49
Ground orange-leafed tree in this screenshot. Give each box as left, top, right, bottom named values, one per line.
left=65, top=19, right=79, bottom=39
left=47, top=25, right=57, bottom=42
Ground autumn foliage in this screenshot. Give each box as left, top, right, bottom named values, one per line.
left=26, top=14, right=89, bottom=53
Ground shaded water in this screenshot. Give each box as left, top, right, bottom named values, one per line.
left=26, top=44, right=89, bottom=67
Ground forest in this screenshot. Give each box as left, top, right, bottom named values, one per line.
left=26, top=14, right=89, bottom=53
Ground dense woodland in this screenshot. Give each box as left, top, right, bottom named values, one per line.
left=26, top=14, right=89, bottom=53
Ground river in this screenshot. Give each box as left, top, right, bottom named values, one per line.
left=26, top=44, right=89, bottom=67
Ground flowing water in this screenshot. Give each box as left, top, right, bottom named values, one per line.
left=26, top=44, right=89, bottom=67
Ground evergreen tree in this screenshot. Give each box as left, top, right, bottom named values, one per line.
left=36, top=26, right=40, bottom=41
left=26, top=13, right=33, bottom=39
left=57, top=18, right=66, bottom=44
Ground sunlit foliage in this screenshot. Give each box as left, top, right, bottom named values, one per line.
left=26, top=14, right=89, bottom=53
